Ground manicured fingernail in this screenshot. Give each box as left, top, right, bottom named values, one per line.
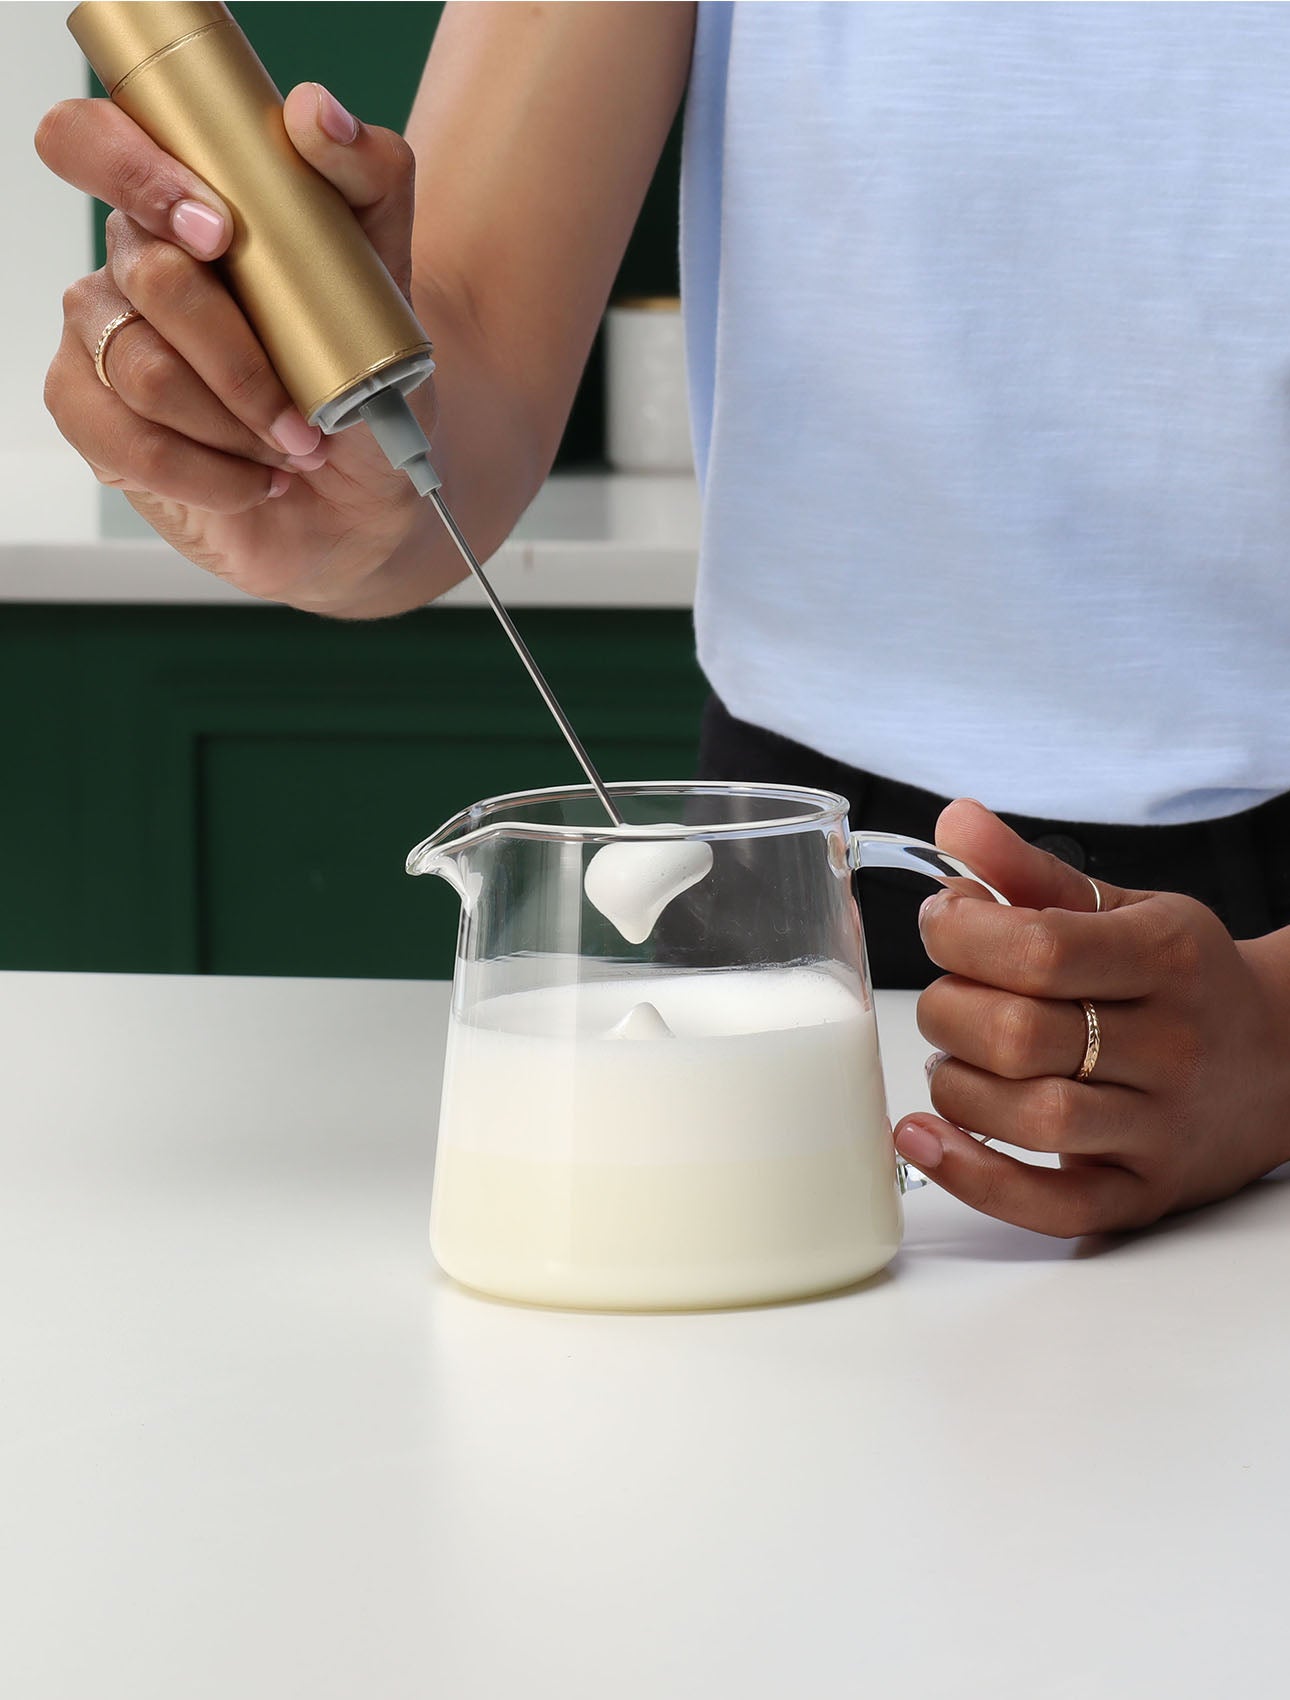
left=287, top=448, right=329, bottom=472
left=895, top=1119, right=944, bottom=1171
left=170, top=199, right=226, bottom=259
left=924, top=1049, right=949, bottom=1085
left=270, top=407, right=321, bottom=458
left=266, top=469, right=292, bottom=500
left=315, top=83, right=358, bottom=144
left=919, top=893, right=946, bottom=932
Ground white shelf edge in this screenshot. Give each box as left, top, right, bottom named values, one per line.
left=0, top=475, right=700, bottom=610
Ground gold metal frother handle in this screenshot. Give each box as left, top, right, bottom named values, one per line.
left=68, top=1, right=431, bottom=422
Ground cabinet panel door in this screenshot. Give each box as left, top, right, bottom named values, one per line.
left=0, top=606, right=707, bottom=978
left=200, top=712, right=705, bottom=979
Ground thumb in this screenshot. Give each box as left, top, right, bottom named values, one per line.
left=281, top=83, right=416, bottom=295
left=933, top=798, right=1141, bottom=913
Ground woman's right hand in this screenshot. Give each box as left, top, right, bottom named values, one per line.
left=35, top=82, right=432, bottom=616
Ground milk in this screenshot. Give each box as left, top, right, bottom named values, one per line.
left=431, top=966, right=902, bottom=1310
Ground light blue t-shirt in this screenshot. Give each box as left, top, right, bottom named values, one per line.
left=681, top=1, right=1290, bottom=826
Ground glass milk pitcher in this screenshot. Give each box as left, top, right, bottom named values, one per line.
left=407, top=781, right=1000, bottom=1312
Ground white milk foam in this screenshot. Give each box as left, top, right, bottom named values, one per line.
left=431, top=966, right=902, bottom=1310
left=582, top=831, right=715, bottom=943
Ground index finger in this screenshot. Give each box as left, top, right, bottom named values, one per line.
left=35, top=98, right=231, bottom=261
left=894, top=1116, right=1150, bottom=1238
left=919, top=891, right=1164, bottom=1001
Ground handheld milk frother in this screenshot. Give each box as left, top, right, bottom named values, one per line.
left=68, top=0, right=626, bottom=827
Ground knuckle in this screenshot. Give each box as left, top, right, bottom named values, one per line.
left=993, top=996, right=1041, bottom=1078
left=128, top=426, right=174, bottom=489
left=41, top=363, right=56, bottom=414
left=127, top=239, right=196, bottom=309
left=971, top=1160, right=1012, bottom=1224
left=1050, top=1193, right=1100, bottom=1240
left=1028, top=1074, right=1081, bottom=1144
left=1152, top=894, right=1205, bottom=982
left=1169, top=1022, right=1207, bottom=1092
left=42, top=359, right=66, bottom=418
left=115, top=335, right=174, bottom=413
left=914, top=979, right=951, bottom=1046
left=1055, top=1171, right=1154, bottom=1239
left=377, top=127, right=416, bottom=181
left=1017, top=915, right=1064, bottom=992
left=103, top=209, right=149, bottom=273
left=105, top=224, right=139, bottom=290
left=103, top=211, right=133, bottom=267
left=220, top=345, right=273, bottom=412
left=1140, top=1176, right=1181, bottom=1226
left=41, top=348, right=66, bottom=408
left=45, top=329, right=89, bottom=423
left=927, top=1063, right=962, bottom=1122
left=110, top=147, right=166, bottom=218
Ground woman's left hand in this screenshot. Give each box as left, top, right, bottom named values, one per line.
left=893, top=799, right=1290, bottom=1236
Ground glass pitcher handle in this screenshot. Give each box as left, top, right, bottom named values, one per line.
left=897, top=1158, right=929, bottom=1195
left=848, top=831, right=1010, bottom=1192
left=846, top=831, right=1009, bottom=906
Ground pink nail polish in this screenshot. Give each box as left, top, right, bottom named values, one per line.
left=170, top=200, right=226, bottom=259
left=266, top=469, right=292, bottom=500
left=315, top=84, right=358, bottom=144
left=895, top=1120, right=944, bottom=1171
left=287, top=449, right=329, bottom=473
left=270, top=408, right=322, bottom=458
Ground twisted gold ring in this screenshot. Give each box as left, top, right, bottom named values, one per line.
left=93, top=307, right=144, bottom=391
left=1074, top=999, right=1102, bottom=1082
left=1071, top=876, right=1104, bottom=1081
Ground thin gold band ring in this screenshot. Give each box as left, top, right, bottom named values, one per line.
left=1072, top=876, right=1103, bottom=1081
left=93, top=307, right=144, bottom=390
left=1074, top=999, right=1102, bottom=1082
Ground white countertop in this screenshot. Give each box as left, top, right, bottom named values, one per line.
left=2, top=969, right=1286, bottom=1697
left=0, top=471, right=700, bottom=609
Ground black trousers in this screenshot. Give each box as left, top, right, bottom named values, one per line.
left=696, top=695, right=1290, bottom=989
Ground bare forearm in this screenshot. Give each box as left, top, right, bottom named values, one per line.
left=349, top=1, right=695, bottom=614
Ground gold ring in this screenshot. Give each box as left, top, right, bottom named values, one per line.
left=93, top=307, right=144, bottom=390
left=1074, top=999, right=1101, bottom=1082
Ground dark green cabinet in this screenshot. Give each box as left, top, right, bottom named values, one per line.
left=1, top=605, right=705, bottom=979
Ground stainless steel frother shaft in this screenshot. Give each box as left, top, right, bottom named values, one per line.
left=424, top=490, right=625, bottom=827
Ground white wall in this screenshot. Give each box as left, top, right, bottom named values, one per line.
left=0, top=0, right=97, bottom=541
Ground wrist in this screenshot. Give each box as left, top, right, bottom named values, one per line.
left=314, top=489, right=450, bottom=620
